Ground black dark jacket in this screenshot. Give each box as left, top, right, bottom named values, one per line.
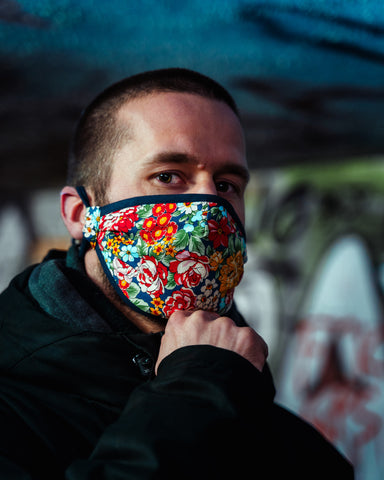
left=0, top=247, right=354, bottom=479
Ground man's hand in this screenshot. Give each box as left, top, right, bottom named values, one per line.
left=155, top=310, right=268, bottom=374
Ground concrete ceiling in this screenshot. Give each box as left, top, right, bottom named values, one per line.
left=1, top=0, right=384, bottom=192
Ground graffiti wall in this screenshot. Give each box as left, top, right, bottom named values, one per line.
left=236, top=158, right=384, bottom=480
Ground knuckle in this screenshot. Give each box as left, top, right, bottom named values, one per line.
left=241, top=327, right=268, bottom=351
left=167, top=310, right=187, bottom=327
left=219, top=316, right=235, bottom=328
left=198, top=310, right=219, bottom=322
left=238, top=326, right=254, bottom=340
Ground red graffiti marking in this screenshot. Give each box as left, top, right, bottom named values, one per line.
left=289, top=316, right=384, bottom=465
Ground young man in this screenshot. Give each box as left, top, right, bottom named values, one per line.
left=0, top=68, right=353, bottom=479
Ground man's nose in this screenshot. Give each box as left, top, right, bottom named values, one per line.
left=192, top=175, right=217, bottom=196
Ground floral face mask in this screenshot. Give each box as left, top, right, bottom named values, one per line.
left=77, top=187, right=247, bottom=320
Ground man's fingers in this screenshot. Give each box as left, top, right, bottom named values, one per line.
left=156, top=310, right=268, bottom=374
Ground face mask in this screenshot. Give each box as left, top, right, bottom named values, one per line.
left=77, top=187, right=247, bottom=320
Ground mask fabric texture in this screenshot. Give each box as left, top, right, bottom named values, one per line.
left=78, top=188, right=247, bottom=320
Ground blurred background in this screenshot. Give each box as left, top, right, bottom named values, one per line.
left=1, top=1, right=384, bottom=478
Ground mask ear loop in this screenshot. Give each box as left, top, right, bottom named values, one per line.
left=75, top=186, right=92, bottom=258
left=76, top=185, right=91, bottom=208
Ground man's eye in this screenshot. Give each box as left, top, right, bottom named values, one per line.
left=216, top=181, right=232, bottom=193
left=157, top=172, right=173, bottom=184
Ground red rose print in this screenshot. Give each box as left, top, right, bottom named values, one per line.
left=169, top=250, right=210, bottom=288
left=100, top=208, right=139, bottom=234
left=112, top=257, right=136, bottom=296
left=163, top=288, right=196, bottom=316
left=115, top=211, right=139, bottom=232
left=136, top=256, right=168, bottom=297
left=97, top=230, right=106, bottom=244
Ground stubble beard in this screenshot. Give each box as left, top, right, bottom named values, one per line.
left=96, top=260, right=167, bottom=333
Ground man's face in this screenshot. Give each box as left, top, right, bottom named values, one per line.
left=105, top=92, right=248, bottom=224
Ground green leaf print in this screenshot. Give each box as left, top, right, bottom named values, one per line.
left=131, top=297, right=150, bottom=311
left=137, top=204, right=152, bottom=217
left=166, top=272, right=177, bottom=290
left=127, top=283, right=140, bottom=298
left=189, top=235, right=205, bottom=256
left=173, top=229, right=189, bottom=250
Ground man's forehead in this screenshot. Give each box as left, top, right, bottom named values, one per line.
left=116, top=92, right=245, bottom=149
left=114, top=91, right=246, bottom=174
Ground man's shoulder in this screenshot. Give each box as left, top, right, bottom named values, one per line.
left=0, top=249, right=80, bottom=368
left=0, top=261, right=42, bottom=316
left=1, top=248, right=67, bottom=298
left=0, top=248, right=68, bottom=310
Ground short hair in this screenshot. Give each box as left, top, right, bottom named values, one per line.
left=67, top=68, right=240, bottom=204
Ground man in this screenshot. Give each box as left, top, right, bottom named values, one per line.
left=0, top=68, right=353, bottom=479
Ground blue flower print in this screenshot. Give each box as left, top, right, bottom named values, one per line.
left=191, top=210, right=203, bottom=222
left=219, top=205, right=228, bottom=217
left=183, top=224, right=194, bottom=233
left=121, top=244, right=139, bottom=262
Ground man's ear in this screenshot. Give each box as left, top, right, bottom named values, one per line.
left=60, top=186, right=87, bottom=240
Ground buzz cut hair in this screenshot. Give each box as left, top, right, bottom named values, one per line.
left=67, top=68, right=240, bottom=204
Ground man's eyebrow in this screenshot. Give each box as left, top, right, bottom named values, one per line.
left=141, top=151, right=198, bottom=167
left=215, top=163, right=250, bottom=185
left=141, top=151, right=250, bottom=183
